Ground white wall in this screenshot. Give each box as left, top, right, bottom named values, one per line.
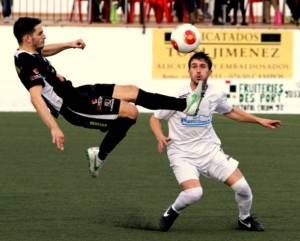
left=1, top=25, right=300, bottom=113
left=0, top=25, right=155, bottom=112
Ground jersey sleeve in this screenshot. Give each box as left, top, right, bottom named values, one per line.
left=154, top=109, right=176, bottom=120
left=15, top=52, right=45, bottom=90
left=215, top=91, right=233, bottom=114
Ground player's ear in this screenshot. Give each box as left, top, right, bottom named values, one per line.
left=23, top=34, right=32, bottom=44
left=208, top=69, right=212, bottom=77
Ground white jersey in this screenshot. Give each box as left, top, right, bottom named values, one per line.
left=154, top=83, right=233, bottom=163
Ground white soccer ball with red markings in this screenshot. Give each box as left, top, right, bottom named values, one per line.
left=170, top=24, right=201, bottom=53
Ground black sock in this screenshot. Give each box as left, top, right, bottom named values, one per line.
left=98, top=118, right=136, bottom=160
left=135, top=89, right=186, bottom=111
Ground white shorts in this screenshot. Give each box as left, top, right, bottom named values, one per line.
left=169, top=149, right=239, bottom=185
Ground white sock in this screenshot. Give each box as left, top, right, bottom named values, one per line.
left=230, top=177, right=253, bottom=220
left=172, top=187, right=203, bottom=212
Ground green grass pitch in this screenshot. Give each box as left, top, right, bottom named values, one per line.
left=0, top=112, right=299, bottom=241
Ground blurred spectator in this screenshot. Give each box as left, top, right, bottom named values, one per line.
left=226, top=0, right=248, bottom=25
left=1, top=0, right=13, bottom=23
left=262, top=0, right=279, bottom=24
left=203, top=0, right=212, bottom=18
left=185, top=0, right=197, bottom=24
left=117, top=0, right=130, bottom=22
left=170, top=0, right=211, bottom=23
left=286, top=0, right=300, bottom=25
left=91, top=0, right=103, bottom=22
left=173, top=0, right=184, bottom=22
left=90, top=0, right=112, bottom=22
left=194, top=0, right=212, bottom=21
left=212, top=0, right=228, bottom=25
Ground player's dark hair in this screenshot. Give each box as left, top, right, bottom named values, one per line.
left=188, top=51, right=212, bottom=70
left=13, top=17, right=42, bottom=44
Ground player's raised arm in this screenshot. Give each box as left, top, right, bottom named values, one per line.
left=41, top=39, right=86, bottom=57
left=224, top=107, right=282, bottom=129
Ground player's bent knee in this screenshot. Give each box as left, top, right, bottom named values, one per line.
left=113, top=85, right=139, bottom=102
left=130, top=105, right=139, bottom=119
left=231, top=177, right=252, bottom=198
left=119, top=101, right=139, bottom=119
left=127, top=106, right=138, bottom=120
left=185, top=187, right=203, bottom=204
left=125, top=85, right=139, bottom=99
left=128, top=85, right=139, bottom=92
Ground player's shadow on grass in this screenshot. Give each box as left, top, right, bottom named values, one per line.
left=115, top=209, right=161, bottom=231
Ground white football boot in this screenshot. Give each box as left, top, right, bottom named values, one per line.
left=86, top=147, right=104, bottom=178
left=183, top=81, right=204, bottom=116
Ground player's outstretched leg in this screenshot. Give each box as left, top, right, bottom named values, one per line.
left=86, top=147, right=104, bottom=178
left=238, top=215, right=265, bottom=231
left=135, top=83, right=203, bottom=116
left=159, top=206, right=179, bottom=231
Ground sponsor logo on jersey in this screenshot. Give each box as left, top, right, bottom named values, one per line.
left=97, top=97, right=103, bottom=111
left=104, top=99, right=112, bottom=107
left=33, top=68, right=39, bottom=74
left=89, top=121, right=107, bottom=128
left=29, top=74, right=42, bottom=81
left=29, top=68, right=42, bottom=81
left=180, top=113, right=212, bottom=127
left=104, top=99, right=114, bottom=112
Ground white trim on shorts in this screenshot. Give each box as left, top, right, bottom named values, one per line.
left=66, top=107, right=118, bottom=120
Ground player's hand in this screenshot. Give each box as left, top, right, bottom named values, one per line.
left=157, top=136, right=171, bottom=154
left=260, top=119, right=282, bottom=129
left=71, top=39, right=86, bottom=50
left=51, top=127, right=65, bottom=151
left=56, top=73, right=65, bottom=81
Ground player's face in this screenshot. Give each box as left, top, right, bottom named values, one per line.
left=188, top=59, right=212, bottom=86
left=30, top=24, right=46, bottom=51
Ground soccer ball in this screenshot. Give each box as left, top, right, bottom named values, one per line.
left=170, top=24, right=201, bottom=53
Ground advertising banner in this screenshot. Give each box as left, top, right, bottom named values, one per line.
left=152, top=29, right=293, bottom=79
left=152, top=28, right=299, bottom=114
left=222, top=79, right=300, bottom=114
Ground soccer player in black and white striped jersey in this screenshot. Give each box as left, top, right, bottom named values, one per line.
left=13, top=17, right=203, bottom=177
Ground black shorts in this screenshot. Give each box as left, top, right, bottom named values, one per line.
left=60, top=84, right=120, bottom=131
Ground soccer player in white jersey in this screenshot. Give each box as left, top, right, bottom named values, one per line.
left=150, top=51, right=282, bottom=232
